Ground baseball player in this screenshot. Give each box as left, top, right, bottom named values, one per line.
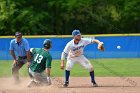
left=9, top=32, right=30, bottom=84
left=60, top=30, right=104, bottom=87
left=27, top=39, right=52, bottom=87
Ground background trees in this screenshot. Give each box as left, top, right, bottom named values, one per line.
left=0, top=0, right=140, bottom=35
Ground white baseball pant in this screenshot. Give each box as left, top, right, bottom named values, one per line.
left=66, top=55, right=93, bottom=72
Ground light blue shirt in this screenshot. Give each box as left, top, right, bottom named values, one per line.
left=9, top=38, right=30, bottom=56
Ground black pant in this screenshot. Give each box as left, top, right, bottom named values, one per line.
left=12, top=61, right=25, bottom=81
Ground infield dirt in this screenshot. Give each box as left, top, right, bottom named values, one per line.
left=0, top=77, right=139, bottom=93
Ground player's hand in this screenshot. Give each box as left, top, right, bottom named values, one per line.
left=13, top=60, right=18, bottom=65
left=98, top=42, right=104, bottom=51
left=60, top=64, right=65, bottom=70
left=60, top=60, right=65, bottom=70
left=26, top=61, right=30, bottom=68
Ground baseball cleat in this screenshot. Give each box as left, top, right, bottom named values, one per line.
left=92, top=82, right=98, bottom=87
left=63, top=81, right=69, bottom=87
left=92, top=83, right=98, bottom=87
left=27, top=80, right=37, bottom=88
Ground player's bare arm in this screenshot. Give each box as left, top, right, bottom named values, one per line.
left=60, top=60, right=65, bottom=70
left=61, top=52, right=65, bottom=70
left=46, top=68, right=51, bottom=85
left=46, top=68, right=51, bottom=77
left=26, top=50, right=31, bottom=67
left=93, top=39, right=104, bottom=51
left=10, top=50, right=17, bottom=64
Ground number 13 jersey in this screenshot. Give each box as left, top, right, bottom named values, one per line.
left=30, top=48, right=52, bottom=73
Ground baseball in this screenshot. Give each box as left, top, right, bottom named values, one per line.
left=117, top=45, right=121, bottom=49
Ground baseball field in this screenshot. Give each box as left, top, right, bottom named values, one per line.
left=0, top=58, right=140, bottom=93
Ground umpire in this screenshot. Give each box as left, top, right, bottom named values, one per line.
left=9, top=32, right=30, bottom=84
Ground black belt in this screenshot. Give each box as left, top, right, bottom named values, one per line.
left=18, top=56, right=27, bottom=59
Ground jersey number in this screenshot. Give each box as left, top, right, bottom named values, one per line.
left=34, top=54, right=43, bottom=63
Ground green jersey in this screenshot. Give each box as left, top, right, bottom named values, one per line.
left=30, top=48, right=52, bottom=73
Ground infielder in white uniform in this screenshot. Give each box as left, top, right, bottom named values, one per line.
left=61, top=30, right=104, bottom=87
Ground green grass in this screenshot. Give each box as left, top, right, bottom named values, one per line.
left=0, top=58, right=140, bottom=77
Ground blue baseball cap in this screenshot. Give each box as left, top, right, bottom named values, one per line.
left=72, top=29, right=81, bottom=36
